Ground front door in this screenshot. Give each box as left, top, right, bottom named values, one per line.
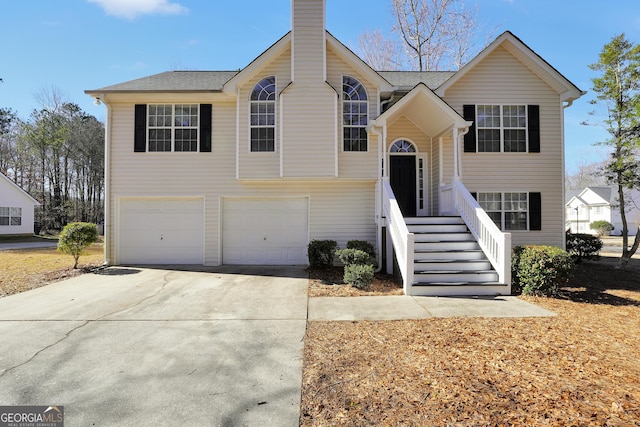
left=390, top=155, right=417, bottom=217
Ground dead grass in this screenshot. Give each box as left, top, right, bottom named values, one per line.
left=301, top=257, right=640, bottom=426
left=0, top=244, right=104, bottom=297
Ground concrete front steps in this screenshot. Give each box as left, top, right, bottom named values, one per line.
left=405, top=216, right=510, bottom=296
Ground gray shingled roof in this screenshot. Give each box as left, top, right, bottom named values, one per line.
left=86, top=71, right=239, bottom=93
left=588, top=186, right=613, bottom=203
left=377, top=71, right=455, bottom=89
left=87, top=69, right=455, bottom=94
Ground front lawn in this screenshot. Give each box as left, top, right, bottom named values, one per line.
left=0, top=243, right=104, bottom=297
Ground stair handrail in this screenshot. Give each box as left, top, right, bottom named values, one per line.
left=381, top=178, right=414, bottom=293
left=453, top=180, right=512, bottom=286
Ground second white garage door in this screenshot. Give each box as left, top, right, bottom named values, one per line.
left=119, top=198, right=204, bottom=264
left=222, top=198, right=308, bottom=265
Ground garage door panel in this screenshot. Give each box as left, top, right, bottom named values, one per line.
left=223, top=198, right=308, bottom=265
left=119, top=199, right=204, bottom=264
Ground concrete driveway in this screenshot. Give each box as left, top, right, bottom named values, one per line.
left=0, top=266, right=308, bottom=427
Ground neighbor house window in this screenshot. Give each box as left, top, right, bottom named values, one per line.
left=463, top=104, right=539, bottom=153
left=343, top=76, right=368, bottom=151
left=477, top=192, right=529, bottom=231
left=147, top=104, right=199, bottom=152
left=250, top=76, right=276, bottom=152
left=0, top=207, right=21, bottom=226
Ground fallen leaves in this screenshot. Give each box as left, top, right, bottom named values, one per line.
left=301, top=258, right=640, bottom=426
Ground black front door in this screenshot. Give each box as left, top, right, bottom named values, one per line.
left=390, top=155, right=416, bottom=217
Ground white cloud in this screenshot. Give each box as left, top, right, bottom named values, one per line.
left=88, top=0, right=188, bottom=20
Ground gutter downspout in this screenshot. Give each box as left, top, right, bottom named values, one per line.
left=102, top=95, right=111, bottom=265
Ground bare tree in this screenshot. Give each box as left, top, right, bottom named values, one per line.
left=565, top=161, right=607, bottom=190
left=357, top=29, right=402, bottom=71
left=357, top=0, right=496, bottom=71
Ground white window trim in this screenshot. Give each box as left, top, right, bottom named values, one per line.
left=147, top=104, right=200, bottom=153
left=477, top=191, right=530, bottom=231
left=476, top=104, right=528, bottom=153
left=0, top=206, right=22, bottom=226
left=249, top=76, right=277, bottom=153
left=342, top=75, right=369, bottom=153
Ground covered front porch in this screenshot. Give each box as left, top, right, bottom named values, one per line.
left=369, top=84, right=512, bottom=296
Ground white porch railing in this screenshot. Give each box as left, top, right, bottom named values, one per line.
left=381, top=178, right=414, bottom=293
left=452, top=180, right=512, bottom=285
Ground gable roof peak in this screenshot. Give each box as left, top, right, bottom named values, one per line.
left=435, top=30, right=584, bottom=103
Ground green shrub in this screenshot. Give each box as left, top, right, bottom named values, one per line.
left=566, top=233, right=603, bottom=262
left=343, top=264, right=375, bottom=289
left=590, top=220, right=614, bottom=236
left=335, top=248, right=371, bottom=266
left=516, top=245, right=574, bottom=297
left=57, top=222, right=99, bottom=269
left=346, top=240, right=376, bottom=259
left=307, top=240, right=338, bottom=268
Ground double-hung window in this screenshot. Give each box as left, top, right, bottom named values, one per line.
left=477, top=192, right=530, bottom=231
left=343, top=76, right=368, bottom=152
left=476, top=105, right=527, bottom=152
left=463, top=104, right=539, bottom=153
left=148, top=104, right=199, bottom=152
left=134, top=104, right=211, bottom=153
left=0, top=207, right=21, bottom=226
left=250, top=76, right=276, bottom=152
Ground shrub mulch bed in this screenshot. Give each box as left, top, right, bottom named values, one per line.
left=301, top=257, right=640, bottom=426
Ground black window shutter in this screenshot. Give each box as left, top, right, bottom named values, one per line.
left=470, top=192, right=477, bottom=200
left=529, top=192, right=542, bottom=230
left=199, top=104, right=212, bottom=152
left=463, top=105, right=476, bottom=152
left=134, top=104, right=147, bottom=152
left=528, top=105, right=540, bottom=153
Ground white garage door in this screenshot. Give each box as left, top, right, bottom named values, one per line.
left=119, top=198, right=204, bottom=264
left=223, top=198, right=308, bottom=265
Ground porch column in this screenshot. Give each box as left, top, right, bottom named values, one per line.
left=452, top=127, right=460, bottom=180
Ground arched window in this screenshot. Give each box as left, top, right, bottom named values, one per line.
left=390, top=140, right=417, bottom=153
left=343, top=76, right=368, bottom=152
left=250, top=76, right=276, bottom=152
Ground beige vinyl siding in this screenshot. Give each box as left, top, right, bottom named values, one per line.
left=443, top=45, right=564, bottom=247
left=281, top=83, right=337, bottom=177
left=327, top=47, right=379, bottom=179
left=106, top=99, right=376, bottom=265
left=237, top=49, right=291, bottom=180
left=291, top=0, right=325, bottom=83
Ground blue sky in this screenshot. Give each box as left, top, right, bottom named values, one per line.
left=2, top=0, right=640, bottom=175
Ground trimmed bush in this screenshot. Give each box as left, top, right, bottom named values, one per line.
left=516, top=245, right=574, bottom=297
left=335, top=248, right=371, bottom=266
left=346, top=240, right=376, bottom=259
left=590, top=220, right=614, bottom=236
left=307, top=240, right=337, bottom=268
left=344, top=264, right=375, bottom=290
left=566, top=233, right=603, bottom=262
left=57, top=222, right=99, bottom=269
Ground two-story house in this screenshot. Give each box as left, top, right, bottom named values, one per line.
left=566, top=186, right=640, bottom=236
left=86, top=0, right=583, bottom=296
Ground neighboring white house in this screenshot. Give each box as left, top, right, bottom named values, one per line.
left=566, top=186, right=640, bottom=236
left=0, top=172, right=40, bottom=236
left=86, top=0, right=583, bottom=296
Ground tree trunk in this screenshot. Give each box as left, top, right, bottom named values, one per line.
left=617, top=224, right=640, bottom=269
